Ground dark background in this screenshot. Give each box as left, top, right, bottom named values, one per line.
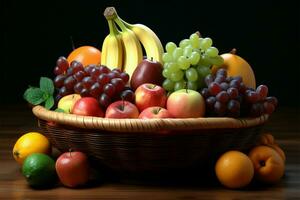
left=2, top=0, right=299, bottom=106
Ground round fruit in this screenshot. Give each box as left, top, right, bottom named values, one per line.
left=215, top=150, right=254, bottom=189
left=22, top=153, right=57, bottom=187
left=248, top=145, right=285, bottom=184
left=67, top=46, right=101, bottom=67
left=13, top=132, right=51, bottom=165
left=212, top=52, right=256, bottom=89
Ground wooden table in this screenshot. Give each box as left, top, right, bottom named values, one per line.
left=1, top=105, right=299, bottom=199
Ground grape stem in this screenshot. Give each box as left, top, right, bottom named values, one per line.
left=195, top=31, right=202, bottom=38
left=121, top=96, right=125, bottom=111
left=230, top=48, right=237, bottom=54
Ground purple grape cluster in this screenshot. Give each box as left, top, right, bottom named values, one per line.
left=201, top=68, right=278, bottom=118
left=53, top=56, right=134, bottom=108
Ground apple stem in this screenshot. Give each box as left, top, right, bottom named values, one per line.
left=230, top=48, right=237, bottom=54
left=184, top=82, right=188, bottom=93
left=70, top=36, right=75, bottom=50
left=121, top=96, right=125, bottom=111
left=150, top=57, right=153, bottom=61
left=69, top=148, right=72, bottom=158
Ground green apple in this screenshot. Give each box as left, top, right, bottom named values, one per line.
left=166, top=89, right=205, bottom=118
left=58, top=94, right=81, bottom=113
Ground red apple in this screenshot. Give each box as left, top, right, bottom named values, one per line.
left=135, top=83, right=167, bottom=112
left=139, top=106, right=172, bottom=119
left=105, top=100, right=139, bottom=119
left=55, top=151, right=90, bottom=188
left=71, top=97, right=104, bottom=117
left=130, top=58, right=163, bottom=91
left=167, top=89, right=205, bottom=118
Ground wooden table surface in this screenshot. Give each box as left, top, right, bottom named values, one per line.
left=1, top=105, right=299, bottom=199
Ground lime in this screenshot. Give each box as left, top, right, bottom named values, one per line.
left=22, top=153, right=57, bottom=187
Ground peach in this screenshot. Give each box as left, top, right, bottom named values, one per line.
left=248, top=145, right=285, bottom=184
left=257, top=133, right=286, bottom=162
left=215, top=151, right=254, bottom=189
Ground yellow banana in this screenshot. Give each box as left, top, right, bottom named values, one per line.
left=101, top=19, right=123, bottom=70
left=121, top=20, right=163, bottom=63
left=113, top=17, right=143, bottom=78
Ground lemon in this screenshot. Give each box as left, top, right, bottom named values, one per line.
left=13, top=132, right=51, bottom=165
left=22, top=153, right=57, bottom=187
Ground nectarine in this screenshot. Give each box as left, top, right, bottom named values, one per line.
left=67, top=46, right=101, bottom=67
left=215, top=151, right=254, bottom=189
left=248, top=145, right=285, bottom=184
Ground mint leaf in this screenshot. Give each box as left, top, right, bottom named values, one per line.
left=40, top=77, right=54, bottom=95
left=23, top=87, right=47, bottom=105
left=55, top=108, right=66, bottom=113
left=45, top=96, right=54, bottom=110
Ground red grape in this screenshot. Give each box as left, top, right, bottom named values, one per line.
left=120, top=72, right=129, bottom=83
left=64, top=76, right=77, bottom=90
left=245, top=91, right=260, bottom=103
left=120, top=90, right=135, bottom=103
left=59, top=86, right=72, bottom=96
left=201, top=88, right=210, bottom=98
left=249, top=103, right=264, bottom=117
left=204, top=74, right=214, bottom=86
left=74, top=71, right=86, bottom=82
left=216, top=68, right=227, bottom=77
left=71, top=61, right=84, bottom=73
left=206, top=96, right=216, bottom=109
left=74, top=82, right=84, bottom=94
left=229, top=79, right=241, bottom=89
left=214, top=101, right=227, bottom=116
left=208, top=82, right=221, bottom=96
left=90, top=82, right=102, bottom=97
left=215, top=75, right=226, bottom=83
left=99, top=93, right=111, bottom=108
left=56, top=56, right=69, bottom=71
left=82, top=76, right=94, bottom=89
left=54, top=74, right=66, bottom=88
left=216, top=91, right=229, bottom=103
left=227, top=87, right=239, bottom=99
left=110, top=78, right=125, bottom=93
left=97, top=74, right=110, bottom=85
left=256, top=85, right=268, bottom=100
left=80, top=88, right=90, bottom=97
left=220, top=82, right=229, bottom=91
left=99, top=65, right=111, bottom=74
left=227, top=99, right=240, bottom=114
left=54, top=66, right=64, bottom=75
left=103, top=83, right=116, bottom=97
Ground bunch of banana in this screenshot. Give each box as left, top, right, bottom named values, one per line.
left=101, top=7, right=164, bottom=79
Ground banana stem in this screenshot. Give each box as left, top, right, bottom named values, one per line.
left=114, top=17, right=128, bottom=32
left=107, top=19, right=118, bottom=36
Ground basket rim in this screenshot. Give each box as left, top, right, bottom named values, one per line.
left=32, top=105, right=269, bottom=133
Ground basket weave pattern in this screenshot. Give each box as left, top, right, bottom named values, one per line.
left=33, top=106, right=268, bottom=174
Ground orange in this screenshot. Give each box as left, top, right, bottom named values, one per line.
left=13, top=132, right=51, bottom=165
left=215, top=150, right=254, bottom=189
left=248, top=145, right=285, bottom=184
left=212, top=52, right=256, bottom=89
left=67, top=46, right=101, bottom=67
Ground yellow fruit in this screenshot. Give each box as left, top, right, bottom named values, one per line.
left=215, top=150, right=254, bottom=189
left=13, top=132, right=51, bottom=165
left=212, top=51, right=256, bottom=89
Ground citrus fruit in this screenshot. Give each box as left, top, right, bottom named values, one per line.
left=13, top=132, right=51, bottom=165
left=67, top=46, right=101, bottom=67
left=22, top=153, right=57, bottom=187
left=215, top=150, right=254, bottom=189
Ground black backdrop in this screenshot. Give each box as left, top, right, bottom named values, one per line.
left=2, top=0, right=300, bottom=106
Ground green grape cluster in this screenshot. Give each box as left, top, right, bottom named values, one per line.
left=162, top=33, right=224, bottom=92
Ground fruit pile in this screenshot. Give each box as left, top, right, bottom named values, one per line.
left=20, top=6, right=284, bottom=189
left=13, top=132, right=90, bottom=188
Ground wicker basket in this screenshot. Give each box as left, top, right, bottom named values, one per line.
left=33, top=105, right=268, bottom=179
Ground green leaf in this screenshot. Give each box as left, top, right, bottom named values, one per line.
left=44, top=96, right=54, bottom=110
left=23, top=87, right=47, bottom=105
left=40, top=77, right=54, bottom=95
left=55, top=108, right=66, bottom=113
